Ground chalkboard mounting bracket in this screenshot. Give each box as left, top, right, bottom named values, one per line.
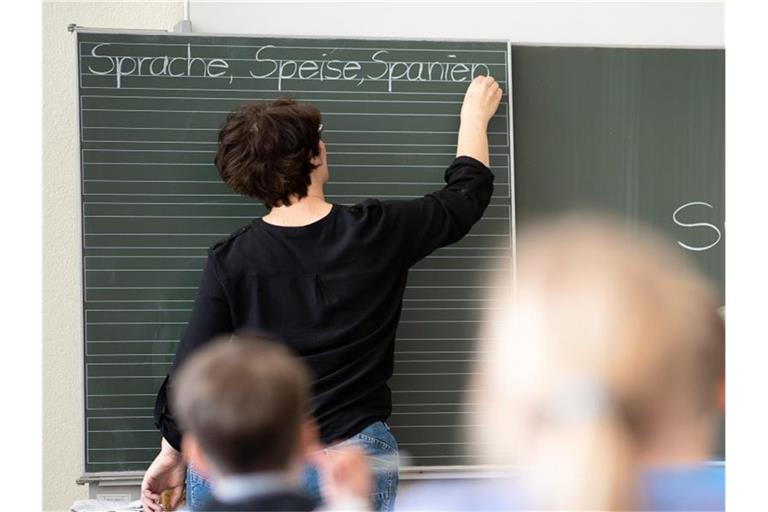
left=174, top=0, right=192, bottom=32
left=174, top=19, right=193, bottom=33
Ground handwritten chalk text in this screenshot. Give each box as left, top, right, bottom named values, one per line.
left=249, top=46, right=491, bottom=91
left=88, top=43, right=231, bottom=89
left=85, top=43, right=493, bottom=91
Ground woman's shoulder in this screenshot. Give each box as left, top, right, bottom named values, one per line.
left=341, top=199, right=384, bottom=217
left=207, top=223, right=255, bottom=261
left=334, top=200, right=393, bottom=230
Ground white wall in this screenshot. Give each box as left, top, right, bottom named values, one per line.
left=42, top=1, right=722, bottom=509
left=42, top=2, right=183, bottom=509
left=189, top=1, right=723, bottom=48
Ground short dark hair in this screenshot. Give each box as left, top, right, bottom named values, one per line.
left=214, top=98, right=322, bottom=209
left=171, top=334, right=310, bottom=473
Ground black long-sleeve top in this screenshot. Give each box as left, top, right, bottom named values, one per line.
left=154, top=156, right=494, bottom=450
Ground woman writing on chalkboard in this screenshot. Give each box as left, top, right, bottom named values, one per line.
left=141, top=76, right=502, bottom=512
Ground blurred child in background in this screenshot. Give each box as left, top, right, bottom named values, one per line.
left=399, top=215, right=725, bottom=511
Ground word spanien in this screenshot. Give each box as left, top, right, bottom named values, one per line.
left=87, top=43, right=492, bottom=91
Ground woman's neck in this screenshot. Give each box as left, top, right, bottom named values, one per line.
left=262, top=190, right=333, bottom=227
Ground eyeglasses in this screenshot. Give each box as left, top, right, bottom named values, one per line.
left=318, top=123, right=324, bottom=137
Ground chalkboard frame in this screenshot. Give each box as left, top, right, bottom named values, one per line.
left=72, top=25, right=517, bottom=481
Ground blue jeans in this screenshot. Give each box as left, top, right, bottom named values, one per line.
left=186, top=421, right=399, bottom=511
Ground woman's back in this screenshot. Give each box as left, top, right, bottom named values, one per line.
left=162, top=156, right=494, bottom=447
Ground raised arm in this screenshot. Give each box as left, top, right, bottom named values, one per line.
left=456, top=76, right=503, bottom=166
left=384, top=76, right=503, bottom=266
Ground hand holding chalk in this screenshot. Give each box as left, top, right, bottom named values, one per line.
left=141, top=439, right=186, bottom=512
left=456, top=76, right=502, bottom=167
left=460, top=75, right=503, bottom=126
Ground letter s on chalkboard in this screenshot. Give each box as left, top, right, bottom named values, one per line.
left=673, top=201, right=722, bottom=252
left=88, top=43, right=116, bottom=76
left=250, top=45, right=278, bottom=79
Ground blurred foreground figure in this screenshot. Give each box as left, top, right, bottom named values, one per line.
left=401, top=215, right=725, bottom=511
left=142, top=335, right=371, bottom=512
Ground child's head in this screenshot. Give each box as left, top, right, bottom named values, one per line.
left=172, top=334, right=313, bottom=476
left=473, top=214, right=724, bottom=509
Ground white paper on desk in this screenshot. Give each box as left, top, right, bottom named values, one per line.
left=69, top=499, right=142, bottom=512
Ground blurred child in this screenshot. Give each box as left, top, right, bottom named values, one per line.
left=143, top=334, right=371, bottom=511
left=400, top=215, right=725, bottom=510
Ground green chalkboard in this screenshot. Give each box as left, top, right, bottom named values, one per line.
left=511, top=46, right=724, bottom=297
left=77, top=31, right=512, bottom=472
left=511, top=46, right=724, bottom=458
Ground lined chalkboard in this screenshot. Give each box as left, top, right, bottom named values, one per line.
left=78, top=32, right=512, bottom=472
left=511, top=46, right=724, bottom=297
